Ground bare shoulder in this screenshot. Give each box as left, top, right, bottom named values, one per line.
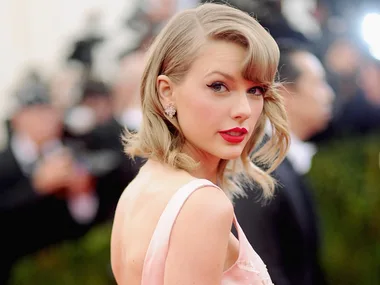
left=164, top=186, right=234, bottom=284
left=183, top=185, right=234, bottom=221
left=175, top=185, right=234, bottom=242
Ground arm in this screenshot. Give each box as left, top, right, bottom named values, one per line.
left=164, top=186, right=234, bottom=285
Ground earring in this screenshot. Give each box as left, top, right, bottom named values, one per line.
left=164, top=103, right=176, bottom=119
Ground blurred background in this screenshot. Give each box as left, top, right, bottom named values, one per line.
left=0, top=0, right=379, bottom=284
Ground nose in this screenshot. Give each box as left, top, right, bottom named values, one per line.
left=231, top=92, right=252, bottom=122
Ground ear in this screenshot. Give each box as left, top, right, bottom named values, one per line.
left=157, top=75, right=175, bottom=106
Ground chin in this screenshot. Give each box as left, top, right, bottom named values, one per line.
left=217, top=147, right=244, bottom=160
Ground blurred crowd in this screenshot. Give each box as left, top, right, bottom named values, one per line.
left=1, top=0, right=379, bottom=284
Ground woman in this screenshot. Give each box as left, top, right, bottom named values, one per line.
left=111, top=3, right=289, bottom=284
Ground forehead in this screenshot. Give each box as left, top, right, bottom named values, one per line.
left=189, top=40, right=247, bottom=76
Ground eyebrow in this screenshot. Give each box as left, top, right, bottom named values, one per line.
left=205, top=70, right=264, bottom=88
left=205, top=71, right=235, bottom=81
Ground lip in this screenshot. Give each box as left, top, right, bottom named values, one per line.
left=219, top=127, right=248, bottom=144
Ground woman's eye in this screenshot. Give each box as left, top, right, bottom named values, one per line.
left=248, top=86, right=266, bottom=96
left=207, top=82, right=228, bottom=93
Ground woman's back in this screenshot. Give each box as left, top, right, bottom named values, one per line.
left=111, top=160, right=238, bottom=285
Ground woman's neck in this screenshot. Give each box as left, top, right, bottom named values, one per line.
left=143, top=146, right=221, bottom=185
left=181, top=143, right=220, bottom=185
left=190, top=162, right=219, bottom=185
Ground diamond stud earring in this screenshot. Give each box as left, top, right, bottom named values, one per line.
left=164, top=103, right=176, bottom=118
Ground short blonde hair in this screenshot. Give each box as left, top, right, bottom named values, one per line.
left=124, top=3, right=290, bottom=199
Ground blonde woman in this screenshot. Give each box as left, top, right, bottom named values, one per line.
left=111, top=3, right=289, bottom=284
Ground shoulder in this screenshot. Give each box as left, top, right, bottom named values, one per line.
left=165, top=171, right=234, bottom=221
left=182, top=183, right=234, bottom=224
left=170, top=182, right=234, bottom=248
left=164, top=184, right=234, bottom=283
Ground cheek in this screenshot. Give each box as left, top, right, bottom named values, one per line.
left=310, top=92, right=326, bottom=112
left=302, top=96, right=324, bottom=122
left=250, top=99, right=264, bottom=122
left=178, top=91, right=225, bottom=125
left=300, top=84, right=326, bottom=112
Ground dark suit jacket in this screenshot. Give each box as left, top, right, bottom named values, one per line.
left=234, top=158, right=326, bottom=285
left=0, top=146, right=91, bottom=272
left=64, top=118, right=143, bottom=221
left=0, top=121, right=140, bottom=282
left=0, top=147, right=42, bottom=211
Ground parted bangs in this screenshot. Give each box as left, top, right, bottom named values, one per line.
left=196, top=3, right=280, bottom=87
left=157, top=11, right=205, bottom=83
left=155, top=3, right=280, bottom=90
left=242, top=38, right=280, bottom=88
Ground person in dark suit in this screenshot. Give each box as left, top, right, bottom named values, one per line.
left=0, top=79, right=93, bottom=284
left=0, top=74, right=74, bottom=211
left=64, top=79, right=143, bottom=222
left=234, top=41, right=335, bottom=285
left=0, top=77, right=141, bottom=284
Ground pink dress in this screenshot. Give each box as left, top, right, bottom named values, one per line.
left=141, top=179, right=274, bottom=285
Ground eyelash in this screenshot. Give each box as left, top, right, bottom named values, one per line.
left=206, top=82, right=266, bottom=97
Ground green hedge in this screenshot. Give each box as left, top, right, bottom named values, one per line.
left=10, top=223, right=115, bottom=285
left=10, top=134, right=380, bottom=285
left=307, top=134, right=380, bottom=285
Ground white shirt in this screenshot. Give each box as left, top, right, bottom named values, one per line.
left=265, top=120, right=317, bottom=175
left=287, top=134, right=317, bottom=175
left=11, top=133, right=39, bottom=175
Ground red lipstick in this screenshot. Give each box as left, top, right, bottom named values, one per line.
left=219, top=127, right=248, bottom=143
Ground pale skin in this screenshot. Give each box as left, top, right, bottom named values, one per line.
left=111, top=40, right=266, bottom=284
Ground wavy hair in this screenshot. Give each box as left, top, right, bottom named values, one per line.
left=123, top=3, right=290, bottom=199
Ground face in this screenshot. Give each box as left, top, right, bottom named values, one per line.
left=289, top=51, right=334, bottom=138
left=82, top=96, right=113, bottom=124
left=159, top=40, right=265, bottom=163
left=13, top=105, right=63, bottom=145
